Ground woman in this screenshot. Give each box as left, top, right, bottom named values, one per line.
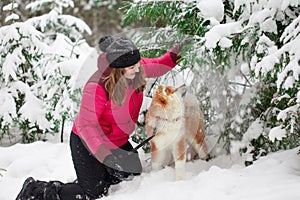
left=16, top=35, right=187, bottom=200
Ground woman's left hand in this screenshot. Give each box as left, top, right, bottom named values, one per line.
left=170, top=38, right=193, bottom=63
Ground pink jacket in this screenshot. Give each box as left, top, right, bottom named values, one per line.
left=72, top=51, right=177, bottom=162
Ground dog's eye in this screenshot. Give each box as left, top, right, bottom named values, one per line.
left=165, top=87, right=174, bottom=95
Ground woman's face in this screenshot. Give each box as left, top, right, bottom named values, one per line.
left=123, top=62, right=140, bottom=79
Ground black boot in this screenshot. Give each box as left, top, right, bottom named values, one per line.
left=15, top=177, right=36, bottom=200
left=44, top=180, right=63, bottom=200
left=15, top=177, right=63, bottom=200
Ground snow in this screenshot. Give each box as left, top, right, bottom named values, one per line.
left=0, top=138, right=300, bottom=200
left=196, top=0, right=224, bottom=22
left=269, top=126, right=287, bottom=142
left=204, top=22, right=243, bottom=48
left=2, top=2, right=18, bottom=11
left=19, top=93, right=52, bottom=130
left=1, top=0, right=300, bottom=199
left=277, top=105, right=299, bottom=121
left=5, top=14, right=20, bottom=23
left=231, top=119, right=264, bottom=154
left=0, top=90, right=16, bottom=124
left=26, top=0, right=74, bottom=11
left=240, top=63, right=250, bottom=76
left=69, top=48, right=98, bottom=91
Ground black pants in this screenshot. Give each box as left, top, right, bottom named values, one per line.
left=59, top=132, right=142, bottom=199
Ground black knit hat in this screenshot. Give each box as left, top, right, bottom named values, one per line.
left=98, top=36, right=141, bottom=68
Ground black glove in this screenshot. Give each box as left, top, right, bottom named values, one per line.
left=112, top=147, right=142, bottom=177
left=103, top=154, right=126, bottom=181
left=170, top=38, right=193, bottom=63
left=125, top=148, right=142, bottom=176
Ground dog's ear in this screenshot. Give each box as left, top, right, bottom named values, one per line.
left=156, top=85, right=164, bottom=95
left=165, top=86, right=175, bottom=95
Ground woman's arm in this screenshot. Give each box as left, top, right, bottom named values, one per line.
left=141, top=39, right=192, bottom=78
left=74, top=83, right=111, bottom=162
left=141, top=51, right=178, bottom=78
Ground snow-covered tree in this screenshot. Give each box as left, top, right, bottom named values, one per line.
left=0, top=0, right=92, bottom=144
left=2, top=1, right=20, bottom=24
left=26, top=0, right=91, bottom=41
left=122, top=0, right=300, bottom=162
left=231, top=0, right=300, bottom=163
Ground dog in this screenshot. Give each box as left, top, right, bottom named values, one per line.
left=146, top=84, right=208, bottom=180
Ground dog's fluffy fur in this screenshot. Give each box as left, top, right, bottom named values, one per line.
left=146, top=85, right=208, bottom=180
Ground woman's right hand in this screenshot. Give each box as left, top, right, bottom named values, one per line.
left=103, top=154, right=126, bottom=180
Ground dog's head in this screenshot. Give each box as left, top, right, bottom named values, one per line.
left=152, top=84, right=187, bottom=108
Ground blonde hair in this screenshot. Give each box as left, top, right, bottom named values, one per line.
left=103, top=66, right=146, bottom=106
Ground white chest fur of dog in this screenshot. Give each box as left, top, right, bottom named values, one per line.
left=146, top=85, right=208, bottom=180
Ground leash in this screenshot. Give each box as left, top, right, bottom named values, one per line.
left=131, top=128, right=157, bottom=152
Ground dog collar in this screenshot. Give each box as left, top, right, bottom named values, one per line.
left=154, top=115, right=182, bottom=122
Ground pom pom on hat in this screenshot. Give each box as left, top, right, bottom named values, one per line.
left=98, top=36, right=141, bottom=68
left=98, top=36, right=115, bottom=52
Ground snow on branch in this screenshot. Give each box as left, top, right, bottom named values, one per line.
left=26, top=10, right=91, bottom=36
left=204, top=22, right=243, bottom=49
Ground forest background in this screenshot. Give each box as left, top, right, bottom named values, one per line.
left=0, top=0, right=299, bottom=166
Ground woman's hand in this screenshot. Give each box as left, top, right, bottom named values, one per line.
left=103, top=154, right=126, bottom=180
left=170, top=38, right=193, bottom=63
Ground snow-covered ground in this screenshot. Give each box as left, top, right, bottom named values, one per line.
left=0, top=0, right=300, bottom=199
left=1, top=132, right=300, bottom=200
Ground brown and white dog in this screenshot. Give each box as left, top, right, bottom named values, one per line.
left=146, top=84, right=208, bottom=180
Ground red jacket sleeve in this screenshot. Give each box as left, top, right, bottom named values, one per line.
left=141, top=51, right=177, bottom=78
left=74, top=82, right=111, bottom=162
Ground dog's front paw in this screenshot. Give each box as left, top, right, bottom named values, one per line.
left=151, top=162, right=163, bottom=171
